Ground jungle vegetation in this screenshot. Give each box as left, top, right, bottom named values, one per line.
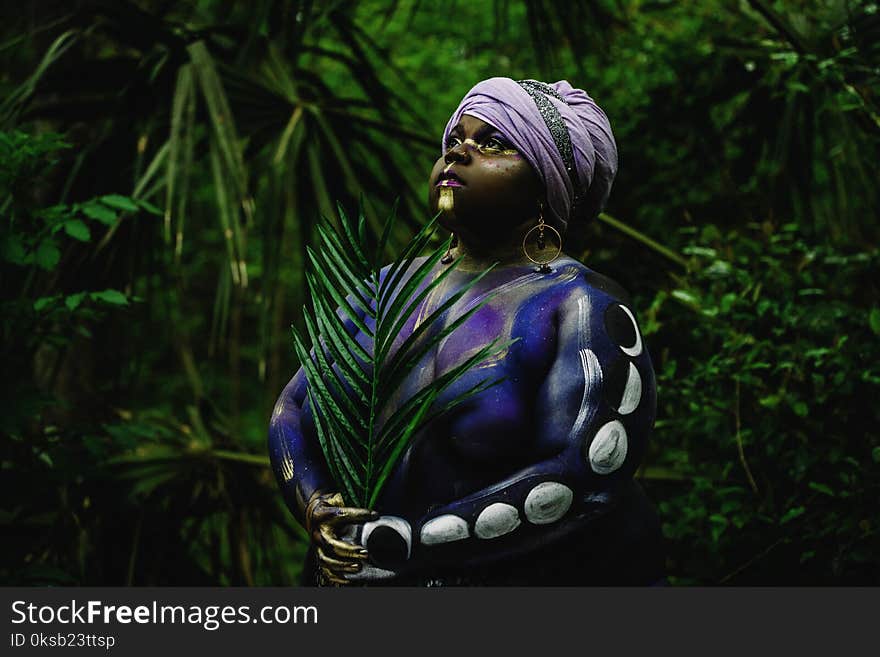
left=1, top=0, right=878, bottom=586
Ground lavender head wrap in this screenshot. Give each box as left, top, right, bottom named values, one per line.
left=441, top=77, right=618, bottom=231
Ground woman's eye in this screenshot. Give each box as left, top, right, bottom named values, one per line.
left=481, top=137, right=514, bottom=153
left=445, top=136, right=462, bottom=150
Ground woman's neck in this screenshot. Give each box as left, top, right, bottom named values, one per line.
left=448, top=212, right=545, bottom=272
left=451, top=236, right=532, bottom=272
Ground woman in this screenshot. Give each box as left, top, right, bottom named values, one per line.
left=269, top=77, right=664, bottom=585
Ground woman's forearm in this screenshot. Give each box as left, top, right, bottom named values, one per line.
left=268, top=369, right=334, bottom=527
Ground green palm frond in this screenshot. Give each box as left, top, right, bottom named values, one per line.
left=292, top=202, right=513, bottom=509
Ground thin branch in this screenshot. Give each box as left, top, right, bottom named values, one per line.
left=735, top=378, right=760, bottom=495
left=209, top=449, right=270, bottom=467
left=598, top=212, right=689, bottom=269
left=126, top=510, right=143, bottom=586
left=719, top=536, right=786, bottom=584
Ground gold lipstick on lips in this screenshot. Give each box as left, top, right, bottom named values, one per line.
left=438, top=163, right=457, bottom=211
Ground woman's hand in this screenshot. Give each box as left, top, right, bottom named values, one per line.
left=305, top=491, right=378, bottom=585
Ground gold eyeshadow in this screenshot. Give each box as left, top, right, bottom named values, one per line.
left=444, top=136, right=518, bottom=156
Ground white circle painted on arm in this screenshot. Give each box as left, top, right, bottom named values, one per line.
left=420, top=514, right=470, bottom=545
left=588, top=420, right=629, bottom=474
left=474, top=503, right=521, bottom=539
left=524, top=482, right=573, bottom=524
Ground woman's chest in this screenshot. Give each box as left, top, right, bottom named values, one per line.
left=395, top=286, right=562, bottom=455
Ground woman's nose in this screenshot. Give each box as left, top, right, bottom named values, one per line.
left=444, top=142, right=471, bottom=165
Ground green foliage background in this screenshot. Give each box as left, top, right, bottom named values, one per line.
left=2, top=0, right=878, bottom=585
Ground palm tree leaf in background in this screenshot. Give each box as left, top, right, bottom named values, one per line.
left=0, top=29, right=78, bottom=127
left=167, top=63, right=196, bottom=260
left=294, top=203, right=509, bottom=508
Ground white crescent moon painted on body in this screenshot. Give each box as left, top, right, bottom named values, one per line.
left=618, top=305, right=643, bottom=357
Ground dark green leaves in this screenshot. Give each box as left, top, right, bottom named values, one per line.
left=651, top=220, right=880, bottom=584
left=32, top=289, right=131, bottom=312
left=33, top=240, right=61, bottom=270
left=100, top=194, right=139, bottom=212
left=91, top=289, right=129, bottom=306
left=870, top=308, right=880, bottom=336
left=64, top=292, right=86, bottom=311
left=80, top=201, right=117, bottom=225
left=780, top=506, right=805, bottom=525
left=807, top=482, right=835, bottom=497
left=62, top=219, right=90, bottom=242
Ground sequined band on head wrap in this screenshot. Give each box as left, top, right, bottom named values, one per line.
left=516, top=79, right=579, bottom=207
left=441, top=77, right=618, bottom=232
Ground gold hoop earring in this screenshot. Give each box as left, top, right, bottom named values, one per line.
left=441, top=234, right=458, bottom=264
left=522, top=205, right=561, bottom=273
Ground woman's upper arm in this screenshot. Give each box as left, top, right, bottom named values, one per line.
left=268, top=367, right=329, bottom=525
left=534, top=281, right=656, bottom=486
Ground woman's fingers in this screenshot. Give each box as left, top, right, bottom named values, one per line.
left=327, top=506, right=379, bottom=525
left=322, top=492, right=345, bottom=508
left=311, top=502, right=377, bottom=527
left=307, top=492, right=376, bottom=584
left=316, top=523, right=370, bottom=561
left=317, top=547, right=361, bottom=573
left=320, top=568, right=351, bottom=586
left=317, top=545, right=362, bottom=587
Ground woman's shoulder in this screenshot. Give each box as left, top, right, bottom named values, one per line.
left=551, top=257, right=634, bottom=309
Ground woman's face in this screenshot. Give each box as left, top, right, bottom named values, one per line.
left=427, top=114, right=541, bottom=244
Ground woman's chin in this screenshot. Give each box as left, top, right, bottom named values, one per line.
left=436, top=210, right=457, bottom=231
